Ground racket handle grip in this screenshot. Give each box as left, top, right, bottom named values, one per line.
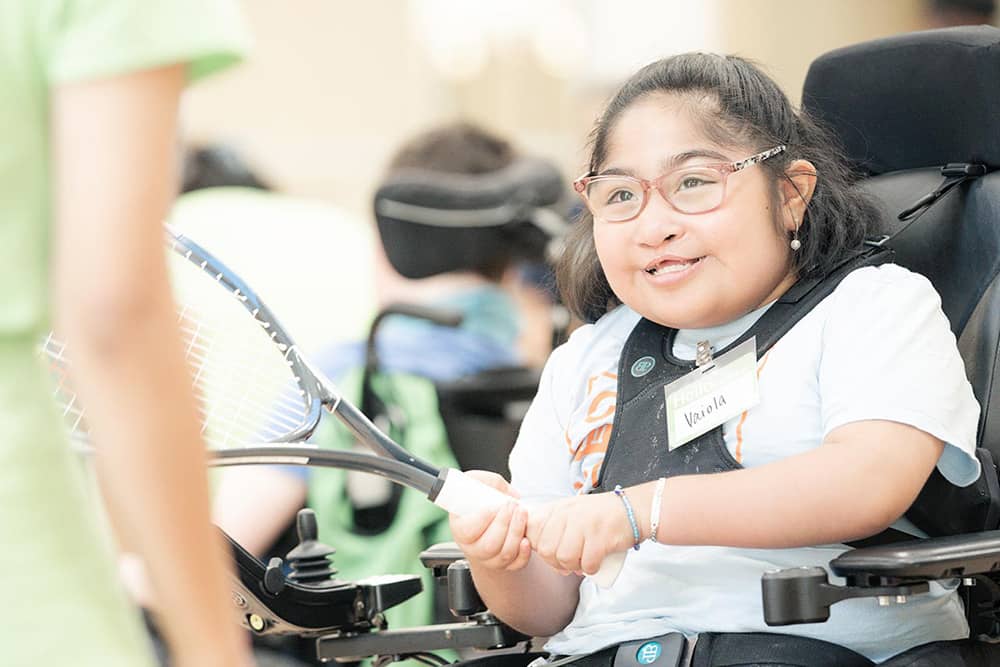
left=431, top=468, right=512, bottom=516
left=431, top=468, right=627, bottom=588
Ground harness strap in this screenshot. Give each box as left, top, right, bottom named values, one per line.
left=732, top=245, right=894, bottom=361
left=594, top=245, right=893, bottom=494
left=691, top=632, right=873, bottom=667
left=543, top=631, right=876, bottom=667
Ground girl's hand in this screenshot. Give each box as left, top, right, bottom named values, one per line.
left=526, top=491, right=638, bottom=576
left=448, top=471, right=532, bottom=572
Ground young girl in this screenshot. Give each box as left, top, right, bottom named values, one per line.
left=449, top=54, right=981, bottom=665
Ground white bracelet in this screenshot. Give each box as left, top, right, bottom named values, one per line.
left=649, top=477, right=666, bottom=543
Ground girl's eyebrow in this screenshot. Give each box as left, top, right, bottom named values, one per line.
left=595, top=166, right=635, bottom=177
left=661, top=149, right=731, bottom=170
left=596, top=149, right=732, bottom=177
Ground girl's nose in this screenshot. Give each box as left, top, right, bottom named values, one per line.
left=633, top=189, right=684, bottom=247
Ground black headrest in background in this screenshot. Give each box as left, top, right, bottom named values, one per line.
left=802, top=25, right=1000, bottom=175
left=374, top=158, right=567, bottom=279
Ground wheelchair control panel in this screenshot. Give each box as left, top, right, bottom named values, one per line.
left=225, top=510, right=528, bottom=662
left=225, top=513, right=423, bottom=638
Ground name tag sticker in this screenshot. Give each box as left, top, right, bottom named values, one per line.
left=664, top=337, right=759, bottom=450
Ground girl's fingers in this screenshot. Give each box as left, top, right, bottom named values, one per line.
left=449, top=507, right=497, bottom=545
left=472, top=502, right=516, bottom=562
left=507, top=538, right=532, bottom=571
left=554, top=526, right=585, bottom=574
left=580, top=536, right=607, bottom=576
left=525, top=506, right=550, bottom=546
left=496, top=506, right=529, bottom=566
left=534, top=511, right=567, bottom=569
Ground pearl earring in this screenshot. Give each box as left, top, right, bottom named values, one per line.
left=790, top=221, right=801, bottom=251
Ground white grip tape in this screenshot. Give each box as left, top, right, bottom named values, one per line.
left=432, top=468, right=627, bottom=588
left=433, top=468, right=512, bottom=515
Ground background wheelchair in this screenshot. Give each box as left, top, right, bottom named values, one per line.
left=220, top=25, right=1000, bottom=667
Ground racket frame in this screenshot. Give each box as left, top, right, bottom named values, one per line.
left=169, top=228, right=444, bottom=487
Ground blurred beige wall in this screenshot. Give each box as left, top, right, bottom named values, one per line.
left=181, top=0, right=965, bottom=220
left=719, top=0, right=925, bottom=105
left=182, top=1, right=448, bottom=217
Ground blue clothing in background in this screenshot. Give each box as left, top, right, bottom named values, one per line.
left=317, top=286, right=520, bottom=382
left=282, top=286, right=520, bottom=481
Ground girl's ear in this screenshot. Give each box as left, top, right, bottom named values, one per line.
left=780, top=160, right=817, bottom=233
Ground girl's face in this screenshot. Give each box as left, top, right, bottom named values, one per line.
left=593, top=95, right=799, bottom=329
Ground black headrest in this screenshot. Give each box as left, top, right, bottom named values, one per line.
left=374, top=158, right=567, bottom=279
left=802, top=25, right=1000, bottom=175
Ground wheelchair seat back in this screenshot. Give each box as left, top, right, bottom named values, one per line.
left=435, top=365, right=540, bottom=478
left=803, top=24, right=1000, bottom=460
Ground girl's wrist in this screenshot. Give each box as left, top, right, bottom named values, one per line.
left=612, top=485, right=642, bottom=550
left=624, top=480, right=660, bottom=542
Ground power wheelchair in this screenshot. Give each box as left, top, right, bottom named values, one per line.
left=219, top=26, right=1000, bottom=667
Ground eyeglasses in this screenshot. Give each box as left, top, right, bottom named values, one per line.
left=573, top=145, right=786, bottom=222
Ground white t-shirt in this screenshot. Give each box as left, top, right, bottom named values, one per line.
left=508, top=264, right=981, bottom=663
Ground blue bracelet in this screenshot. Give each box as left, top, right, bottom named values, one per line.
left=613, top=485, right=641, bottom=551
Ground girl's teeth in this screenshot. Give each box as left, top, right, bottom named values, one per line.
left=649, top=258, right=698, bottom=274
left=659, top=262, right=691, bottom=273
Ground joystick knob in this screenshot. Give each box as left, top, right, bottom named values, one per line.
left=285, top=509, right=338, bottom=585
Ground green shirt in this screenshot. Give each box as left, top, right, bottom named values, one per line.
left=0, top=1, right=247, bottom=664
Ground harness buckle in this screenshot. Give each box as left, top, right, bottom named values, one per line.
left=694, top=340, right=713, bottom=368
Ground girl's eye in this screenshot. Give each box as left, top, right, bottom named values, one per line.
left=606, top=188, right=637, bottom=205
left=678, top=176, right=709, bottom=190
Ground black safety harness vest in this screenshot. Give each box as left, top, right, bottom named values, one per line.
left=593, top=246, right=1000, bottom=545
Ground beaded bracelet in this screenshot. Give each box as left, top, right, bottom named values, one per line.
left=613, top=485, right=642, bottom=551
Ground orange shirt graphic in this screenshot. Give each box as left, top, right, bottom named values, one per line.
left=567, top=371, right=617, bottom=493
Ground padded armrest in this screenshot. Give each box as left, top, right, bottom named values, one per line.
left=830, top=530, right=1000, bottom=582
left=420, top=541, right=465, bottom=572
left=763, top=530, right=1000, bottom=626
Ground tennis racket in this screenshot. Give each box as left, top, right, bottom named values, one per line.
left=43, top=226, right=625, bottom=587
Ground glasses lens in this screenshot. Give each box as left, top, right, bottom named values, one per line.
left=663, top=168, right=725, bottom=213
left=586, top=177, right=644, bottom=221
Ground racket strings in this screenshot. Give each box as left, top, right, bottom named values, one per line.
left=170, top=248, right=316, bottom=447
left=178, top=326, right=307, bottom=419
left=176, top=310, right=309, bottom=446
left=42, top=250, right=317, bottom=450
left=42, top=333, right=88, bottom=438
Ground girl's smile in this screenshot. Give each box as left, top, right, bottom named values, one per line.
left=593, top=93, right=803, bottom=329
left=642, top=254, right=705, bottom=284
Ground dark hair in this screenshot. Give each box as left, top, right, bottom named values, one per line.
left=556, top=53, right=881, bottom=323
left=384, top=122, right=516, bottom=280
left=388, top=122, right=515, bottom=174
left=181, top=145, right=271, bottom=193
